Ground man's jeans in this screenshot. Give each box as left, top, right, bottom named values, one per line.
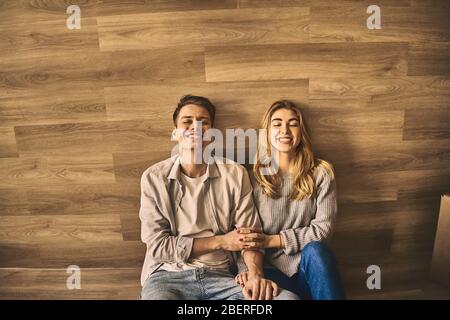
left=264, top=241, right=346, bottom=300
left=141, top=268, right=299, bottom=300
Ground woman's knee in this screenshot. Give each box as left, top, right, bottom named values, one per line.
left=301, top=241, right=336, bottom=265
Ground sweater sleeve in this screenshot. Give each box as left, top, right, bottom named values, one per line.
left=279, top=167, right=338, bottom=255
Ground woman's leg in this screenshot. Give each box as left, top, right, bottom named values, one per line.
left=297, top=241, right=346, bottom=300
left=263, top=267, right=303, bottom=298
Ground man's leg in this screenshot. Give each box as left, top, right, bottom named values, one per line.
left=297, top=241, right=346, bottom=300
left=140, top=270, right=201, bottom=300
left=272, top=289, right=300, bottom=300
left=203, top=269, right=299, bottom=300
left=201, top=269, right=245, bottom=300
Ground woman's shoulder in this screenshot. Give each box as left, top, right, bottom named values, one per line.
left=313, top=159, right=335, bottom=184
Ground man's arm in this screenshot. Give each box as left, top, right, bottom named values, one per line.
left=242, top=249, right=264, bottom=278
left=242, top=250, right=279, bottom=300
left=191, top=229, right=249, bottom=258
left=140, top=171, right=193, bottom=263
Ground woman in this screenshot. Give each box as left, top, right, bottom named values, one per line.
left=235, top=100, right=346, bottom=300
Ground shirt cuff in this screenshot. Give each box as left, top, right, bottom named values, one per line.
left=176, top=236, right=194, bottom=263
left=280, top=229, right=300, bottom=255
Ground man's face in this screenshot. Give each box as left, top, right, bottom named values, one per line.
left=174, top=104, right=213, bottom=151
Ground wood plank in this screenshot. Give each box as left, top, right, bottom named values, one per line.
left=0, top=0, right=237, bottom=25
left=410, top=0, right=450, bottom=7
left=0, top=268, right=141, bottom=300
left=0, top=48, right=205, bottom=90
left=205, top=42, right=408, bottom=82
left=0, top=85, right=106, bottom=126
left=309, top=76, right=450, bottom=110
left=324, top=139, right=450, bottom=173
left=0, top=214, right=123, bottom=245
left=336, top=197, right=440, bottom=233
left=113, top=151, right=170, bottom=184
left=403, top=108, right=450, bottom=140
left=238, top=0, right=410, bottom=8
left=396, top=168, right=450, bottom=199
left=0, top=17, right=99, bottom=59
left=38, top=241, right=145, bottom=268
left=0, top=127, right=18, bottom=158
left=0, top=188, right=30, bottom=216
left=0, top=244, right=41, bottom=268
left=14, top=120, right=174, bottom=154
left=408, top=42, right=450, bottom=76
left=336, top=172, right=398, bottom=203
left=97, top=8, right=309, bottom=51
left=105, top=80, right=308, bottom=122
left=305, top=108, right=404, bottom=135
left=310, top=6, right=450, bottom=43
left=331, top=229, right=393, bottom=264
left=25, top=183, right=139, bottom=216
left=120, top=214, right=141, bottom=242
left=0, top=154, right=115, bottom=187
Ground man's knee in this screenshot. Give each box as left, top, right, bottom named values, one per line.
left=141, top=288, right=182, bottom=300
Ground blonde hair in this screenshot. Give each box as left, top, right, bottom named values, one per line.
left=253, top=100, right=334, bottom=200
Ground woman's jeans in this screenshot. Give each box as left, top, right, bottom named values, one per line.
left=264, top=241, right=346, bottom=300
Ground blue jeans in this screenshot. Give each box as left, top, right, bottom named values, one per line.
left=264, top=241, right=346, bottom=300
left=141, top=267, right=299, bottom=300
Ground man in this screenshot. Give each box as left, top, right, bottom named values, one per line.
left=139, top=95, right=299, bottom=300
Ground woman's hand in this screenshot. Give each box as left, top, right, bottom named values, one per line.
left=235, top=271, right=249, bottom=287
left=216, top=229, right=249, bottom=251
left=238, top=228, right=283, bottom=249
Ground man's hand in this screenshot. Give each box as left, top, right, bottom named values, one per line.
left=242, top=273, right=280, bottom=300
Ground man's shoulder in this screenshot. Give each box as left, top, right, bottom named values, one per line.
left=142, top=156, right=176, bottom=180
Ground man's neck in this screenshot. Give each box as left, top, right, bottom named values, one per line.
left=179, top=151, right=207, bottom=178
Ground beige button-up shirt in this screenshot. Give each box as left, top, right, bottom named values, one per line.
left=139, top=155, right=262, bottom=286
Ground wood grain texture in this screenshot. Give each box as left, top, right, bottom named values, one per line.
left=98, top=8, right=309, bottom=51
left=0, top=127, right=18, bottom=158
left=205, top=42, right=408, bottom=82
left=0, top=268, right=141, bottom=300
left=310, top=6, right=450, bottom=43
left=0, top=1, right=449, bottom=299
left=309, top=76, right=450, bottom=110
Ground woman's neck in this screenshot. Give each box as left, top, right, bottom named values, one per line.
left=277, top=152, right=294, bottom=176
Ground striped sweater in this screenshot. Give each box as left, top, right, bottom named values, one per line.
left=237, top=165, right=338, bottom=277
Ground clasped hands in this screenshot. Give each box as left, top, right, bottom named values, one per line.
left=216, top=227, right=280, bottom=300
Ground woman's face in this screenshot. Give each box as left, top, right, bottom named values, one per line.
left=269, top=108, right=302, bottom=154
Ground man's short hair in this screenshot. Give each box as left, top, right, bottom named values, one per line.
left=172, top=95, right=216, bottom=127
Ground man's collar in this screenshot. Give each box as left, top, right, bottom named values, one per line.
left=168, top=155, right=220, bottom=182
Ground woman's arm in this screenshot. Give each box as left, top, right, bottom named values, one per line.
left=242, top=167, right=337, bottom=254
left=279, top=168, right=337, bottom=255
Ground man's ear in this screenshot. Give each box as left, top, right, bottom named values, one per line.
left=171, top=127, right=177, bottom=141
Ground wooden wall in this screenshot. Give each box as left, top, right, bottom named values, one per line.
left=0, top=0, right=449, bottom=299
